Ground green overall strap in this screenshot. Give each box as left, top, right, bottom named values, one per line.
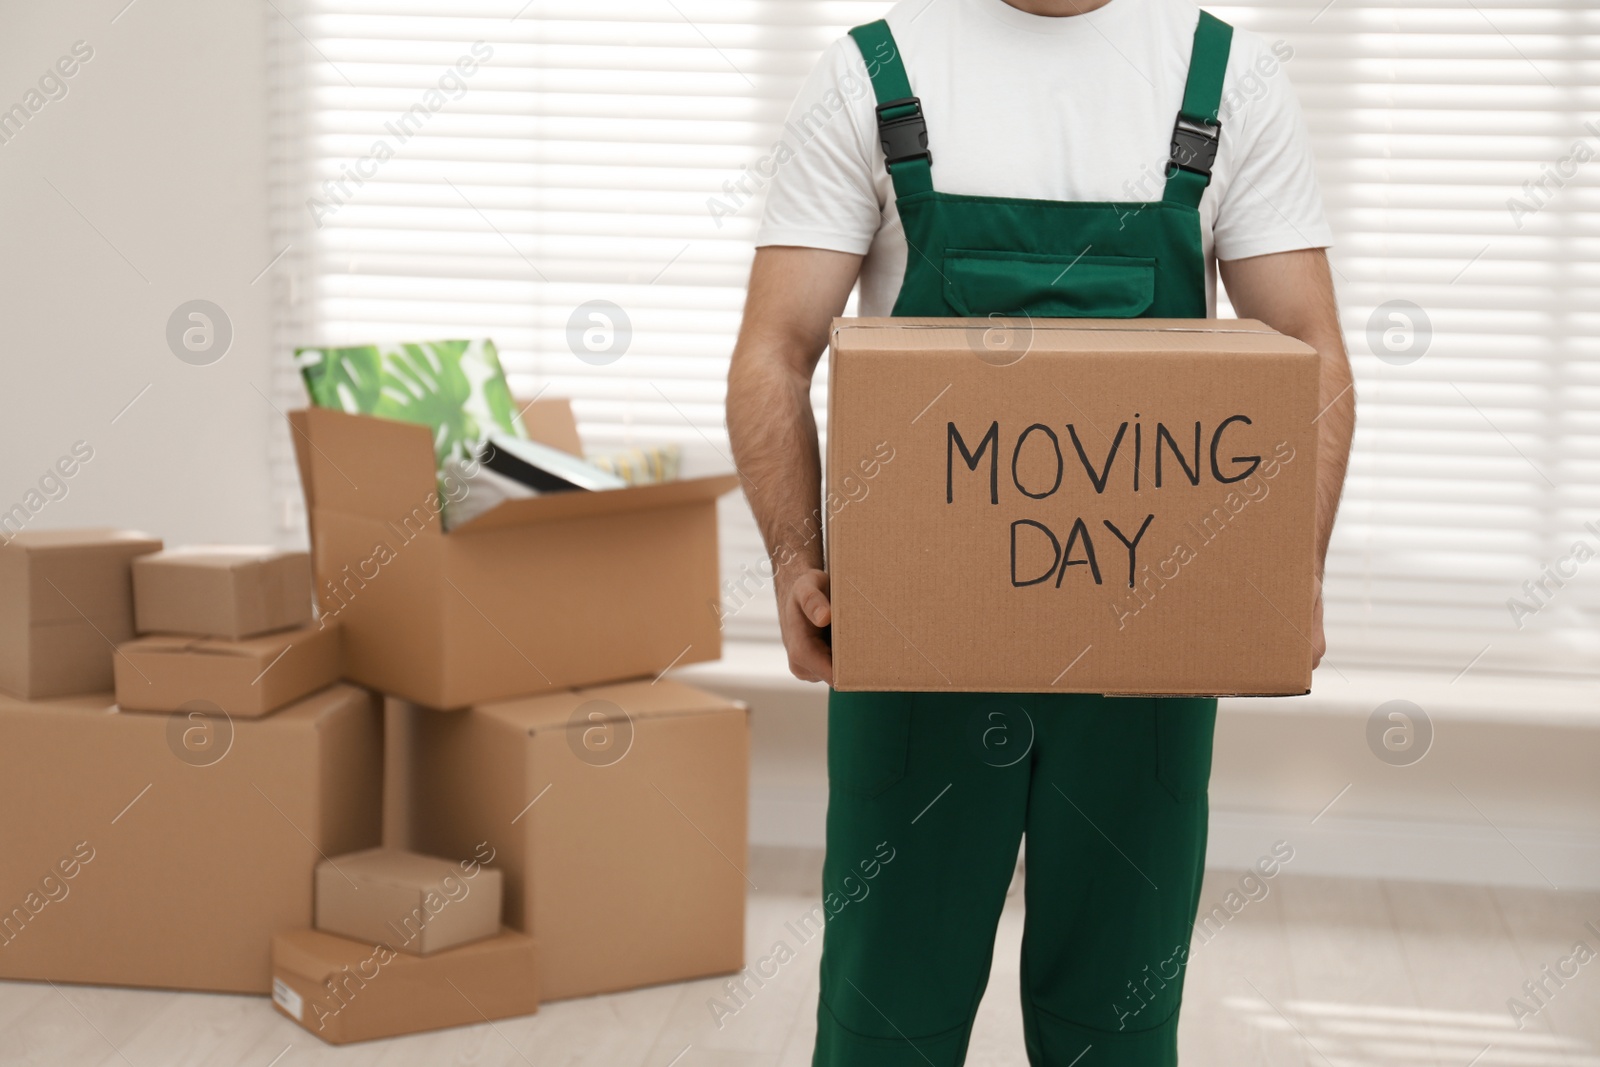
left=1163, top=11, right=1233, bottom=208
left=848, top=20, right=934, bottom=199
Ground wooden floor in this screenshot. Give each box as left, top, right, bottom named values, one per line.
left=2, top=848, right=1597, bottom=1066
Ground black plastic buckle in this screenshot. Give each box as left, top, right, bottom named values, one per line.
left=1169, top=116, right=1220, bottom=177
left=874, top=96, right=931, bottom=168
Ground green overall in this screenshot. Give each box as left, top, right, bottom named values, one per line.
left=815, top=13, right=1234, bottom=1067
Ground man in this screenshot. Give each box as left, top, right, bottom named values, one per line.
left=726, top=0, right=1354, bottom=1063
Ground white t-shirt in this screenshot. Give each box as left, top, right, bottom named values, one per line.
left=755, top=0, right=1332, bottom=316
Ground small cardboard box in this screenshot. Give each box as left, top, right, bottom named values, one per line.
left=133, top=546, right=313, bottom=639
left=0, top=684, right=382, bottom=992
left=826, top=318, right=1321, bottom=696
left=0, top=528, right=163, bottom=699
left=112, top=623, right=340, bottom=718
left=314, top=848, right=503, bottom=956
left=271, top=928, right=537, bottom=1045
left=289, top=404, right=738, bottom=709
left=407, top=679, right=748, bottom=1001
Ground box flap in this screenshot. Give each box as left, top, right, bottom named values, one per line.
left=289, top=408, right=315, bottom=511
left=447, top=473, right=740, bottom=535
left=517, top=397, right=584, bottom=457
left=292, top=408, right=442, bottom=526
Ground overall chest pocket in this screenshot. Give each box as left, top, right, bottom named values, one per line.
left=943, top=248, right=1156, bottom=319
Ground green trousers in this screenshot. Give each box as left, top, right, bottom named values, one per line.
left=813, top=690, right=1216, bottom=1067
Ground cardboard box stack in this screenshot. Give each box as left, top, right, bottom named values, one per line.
left=0, top=685, right=381, bottom=992
left=0, top=529, right=161, bottom=698
left=1, top=370, right=748, bottom=1043
left=0, top=530, right=383, bottom=993
left=114, top=546, right=337, bottom=718
left=266, top=846, right=535, bottom=1043
left=406, top=680, right=749, bottom=1001
left=266, top=389, right=750, bottom=1043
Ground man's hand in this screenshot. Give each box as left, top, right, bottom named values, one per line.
left=780, top=568, right=833, bottom=684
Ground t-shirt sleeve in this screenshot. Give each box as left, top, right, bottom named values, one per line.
left=1211, top=35, right=1333, bottom=261
left=754, top=37, right=884, bottom=255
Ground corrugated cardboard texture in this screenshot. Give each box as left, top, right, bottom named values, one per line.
left=291, top=406, right=736, bottom=708
left=0, top=684, right=383, bottom=992
left=271, top=927, right=537, bottom=1045
left=0, top=529, right=162, bottom=699
left=132, top=547, right=313, bottom=639
left=827, top=317, right=1320, bottom=695
left=112, top=623, right=340, bottom=718
left=406, top=679, right=749, bottom=1000
left=314, top=848, right=502, bottom=956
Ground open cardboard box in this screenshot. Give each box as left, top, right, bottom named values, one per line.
left=289, top=400, right=737, bottom=709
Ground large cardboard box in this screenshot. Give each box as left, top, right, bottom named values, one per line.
left=272, top=928, right=537, bottom=1045
left=289, top=405, right=738, bottom=709
left=407, top=679, right=748, bottom=1000
left=0, top=684, right=382, bottom=992
left=113, top=624, right=340, bottom=718
left=826, top=318, right=1320, bottom=695
left=0, top=529, right=162, bottom=698
left=133, top=546, right=313, bottom=639
left=314, top=848, right=503, bottom=956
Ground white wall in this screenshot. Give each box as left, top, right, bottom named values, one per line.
left=0, top=0, right=276, bottom=547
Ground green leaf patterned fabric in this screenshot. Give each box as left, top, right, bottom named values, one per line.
left=295, top=338, right=527, bottom=469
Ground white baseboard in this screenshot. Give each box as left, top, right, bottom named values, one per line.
left=751, top=790, right=1600, bottom=889
left=750, top=788, right=829, bottom=850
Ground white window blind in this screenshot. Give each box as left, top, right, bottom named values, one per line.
left=1222, top=0, right=1600, bottom=679
left=269, top=0, right=1600, bottom=677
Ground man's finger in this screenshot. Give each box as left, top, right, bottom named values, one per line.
left=793, top=631, right=833, bottom=685
left=800, top=588, right=831, bottom=628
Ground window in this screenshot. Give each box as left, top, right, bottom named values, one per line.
left=269, top=0, right=1599, bottom=675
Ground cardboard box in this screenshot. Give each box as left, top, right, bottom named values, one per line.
left=314, top=848, right=503, bottom=956
left=133, top=546, right=313, bottom=639
left=407, top=679, right=748, bottom=1000
left=0, top=528, right=162, bottom=699
left=826, top=318, right=1320, bottom=695
left=0, top=683, right=382, bottom=992
left=271, top=928, right=538, bottom=1045
left=112, top=624, right=340, bottom=718
left=289, top=404, right=738, bottom=709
